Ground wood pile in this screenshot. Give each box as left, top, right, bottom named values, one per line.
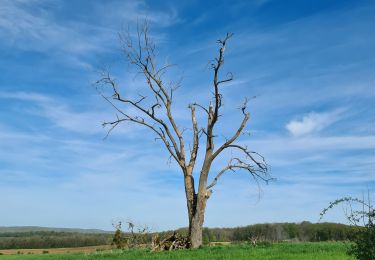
left=152, top=232, right=191, bottom=251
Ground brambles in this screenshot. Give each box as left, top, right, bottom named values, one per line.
left=249, top=235, right=271, bottom=247
left=111, top=221, right=151, bottom=249
left=320, top=193, right=375, bottom=260
left=347, top=211, right=375, bottom=260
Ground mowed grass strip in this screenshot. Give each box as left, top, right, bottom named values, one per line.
left=1, top=242, right=353, bottom=259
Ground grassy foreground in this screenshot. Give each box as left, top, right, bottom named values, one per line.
left=1, top=242, right=352, bottom=259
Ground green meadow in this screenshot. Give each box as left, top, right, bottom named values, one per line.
left=2, top=242, right=352, bottom=260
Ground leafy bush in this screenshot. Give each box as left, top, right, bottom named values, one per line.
left=321, top=194, right=375, bottom=260
left=347, top=214, right=375, bottom=259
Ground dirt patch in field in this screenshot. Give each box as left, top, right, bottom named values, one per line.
left=0, top=245, right=112, bottom=255
left=208, top=241, right=232, bottom=246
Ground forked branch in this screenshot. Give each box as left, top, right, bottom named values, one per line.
left=97, top=22, right=188, bottom=167
left=206, top=154, right=271, bottom=191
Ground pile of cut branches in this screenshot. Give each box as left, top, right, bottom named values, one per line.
left=152, top=232, right=191, bottom=251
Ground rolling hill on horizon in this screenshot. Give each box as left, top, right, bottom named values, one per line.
left=0, top=226, right=112, bottom=234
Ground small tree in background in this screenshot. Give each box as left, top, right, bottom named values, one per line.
left=111, top=222, right=125, bottom=249
left=320, top=192, right=375, bottom=260
left=111, top=221, right=151, bottom=249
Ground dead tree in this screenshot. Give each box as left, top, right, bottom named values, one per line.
left=96, top=23, right=271, bottom=248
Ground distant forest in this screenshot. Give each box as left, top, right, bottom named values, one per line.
left=200, top=221, right=356, bottom=243
left=0, top=231, right=112, bottom=249
left=0, top=222, right=356, bottom=249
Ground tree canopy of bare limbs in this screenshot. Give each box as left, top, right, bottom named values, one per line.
left=96, top=23, right=272, bottom=248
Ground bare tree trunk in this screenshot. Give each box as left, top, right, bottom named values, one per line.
left=189, top=192, right=208, bottom=248
left=184, top=173, right=196, bottom=235
left=190, top=209, right=204, bottom=248
left=184, top=169, right=207, bottom=248
left=188, top=165, right=211, bottom=248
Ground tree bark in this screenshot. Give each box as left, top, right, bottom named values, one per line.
left=184, top=174, right=196, bottom=232
left=190, top=208, right=204, bottom=248
left=184, top=172, right=206, bottom=248
left=187, top=165, right=211, bottom=248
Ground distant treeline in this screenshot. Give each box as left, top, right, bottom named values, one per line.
left=201, top=222, right=356, bottom=243
left=168, top=222, right=357, bottom=244
left=0, top=231, right=112, bottom=249
left=0, top=222, right=356, bottom=249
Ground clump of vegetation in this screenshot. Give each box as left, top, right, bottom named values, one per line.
left=112, top=223, right=125, bottom=249
left=111, top=221, right=151, bottom=249
left=320, top=193, right=375, bottom=260
left=248, top=236, right=271, bottom=247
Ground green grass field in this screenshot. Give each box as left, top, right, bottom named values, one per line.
left=1, top=242, right=353, bottom=259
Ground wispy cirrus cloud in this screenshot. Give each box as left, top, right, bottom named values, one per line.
left=0, top=0, right=99, bottom=53
left=0, top=91, right=108, bottom=134
left=0, top=91, right=51, bottom=103
left=0, top=0, right=178, bottom=68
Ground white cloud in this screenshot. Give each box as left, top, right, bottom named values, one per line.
left=0, top=91, right=108, bottom=134
left=249, top=135, right=375, bottom=161
left=0, top=91, right=52, bottom=102
left=286, top=109, right=346, bottom=137
left=0, top=0, right=178, bottom=68
left=0, top=0, right=98, bottom=53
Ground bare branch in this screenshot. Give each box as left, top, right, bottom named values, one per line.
left=192, top=102, right=209, bottom=115
left=98, top=73, right=181, bottom=159
left=119, top=22, right=187, bottom=166
left=103, top=114, right=121, bottom=140
left=156, top=63, right=175, bottom=78
left=240, top=97, right=249, bottom=115
left=206, top=155, right=272, bottom=191
left=211, top=32, right=234, bottom=126
left=98, top=22, right=190, bottom=166
left=211, top=112, right=250, bottom=160
left=206, top=164, right=232, bottom=190
left=188, top=104, right=199, bottom=171
left=97, top=83, right=180, bottom=163
left=134, top=94, right=147, bottom=105
left=217, top=72, right=234, bottom=85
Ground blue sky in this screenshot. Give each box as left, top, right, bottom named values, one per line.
left=0, top=0, right=374, bottom=231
